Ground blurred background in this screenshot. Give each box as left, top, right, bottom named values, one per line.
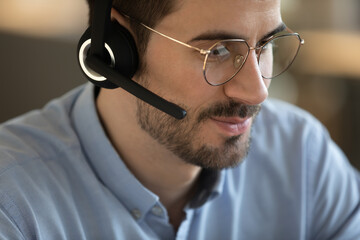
left=0, top=0, right=359, bottom=169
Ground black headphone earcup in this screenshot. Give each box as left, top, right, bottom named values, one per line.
left=77, top=22, right=139, bottom=89
left=108, top=21, right=139, bottom=79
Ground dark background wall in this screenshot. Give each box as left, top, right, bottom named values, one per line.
left=0, top=31, right=86, bottom=122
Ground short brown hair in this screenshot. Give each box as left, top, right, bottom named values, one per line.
left=86, top=0, right=178, bottom=69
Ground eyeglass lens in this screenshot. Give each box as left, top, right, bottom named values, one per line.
left=203, top=34, right=301, bottom=86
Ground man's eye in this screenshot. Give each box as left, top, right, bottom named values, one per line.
left=262, top=44, right=271, bottom=52
left=208, top=45, right=231, bottom=62
left=211, top=45, right=230, bottom=56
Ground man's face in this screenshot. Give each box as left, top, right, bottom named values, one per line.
left=134, top=0, right=282, bottom=169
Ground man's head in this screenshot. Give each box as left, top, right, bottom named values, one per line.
left=89, top=0, right=283, bottom=169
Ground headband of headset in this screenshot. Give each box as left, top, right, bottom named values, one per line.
left=90, top=0, right=112, bottom=60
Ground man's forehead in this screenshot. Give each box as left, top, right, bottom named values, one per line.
left=176, top=0, right=280, bottom=9
left=166, top=0, right=281, bottom=23
left=159, top=0, right=281, bottom=39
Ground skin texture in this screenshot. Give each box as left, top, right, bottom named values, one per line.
left=98, top=0, right=282, bottom=230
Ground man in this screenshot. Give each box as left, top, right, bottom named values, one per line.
left=0, top=0, right=359, bottom=239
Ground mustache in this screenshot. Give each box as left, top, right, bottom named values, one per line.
left=197, top=100, right=261, bottom=123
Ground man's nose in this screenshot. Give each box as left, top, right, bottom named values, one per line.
left=223, top=51, right=269, bottom=105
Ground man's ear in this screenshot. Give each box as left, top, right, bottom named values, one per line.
left=111, top=8, right=135, bottom=36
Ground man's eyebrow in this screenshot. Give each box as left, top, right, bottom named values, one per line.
left=261, top=22, right=287, bottom=41
left=190, top=31, right=245, bottom=42
left=189, top=22, right=287, bottom=43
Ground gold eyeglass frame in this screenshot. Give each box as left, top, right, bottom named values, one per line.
left=128, top=16, right=305, bottom=86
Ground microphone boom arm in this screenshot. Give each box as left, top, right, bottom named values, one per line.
left=86, top=55, right=187, bottom=120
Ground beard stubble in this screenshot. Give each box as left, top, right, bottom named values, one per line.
left=136, top=93, right=261, bottom=170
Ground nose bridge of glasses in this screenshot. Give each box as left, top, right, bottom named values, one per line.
left=249, top=46, right=261, bottom=51
left=249, top=45, right=263, bottom=55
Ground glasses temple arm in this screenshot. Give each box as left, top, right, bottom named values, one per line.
left=139, top=23, right=210, bottom=55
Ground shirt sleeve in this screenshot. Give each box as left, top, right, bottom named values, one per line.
left=306, top=124, right=360, bottom=240
left=0, top=195, right=26, bottom=240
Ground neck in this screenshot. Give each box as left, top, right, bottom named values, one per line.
left=96, top=88, right=201, bottom=227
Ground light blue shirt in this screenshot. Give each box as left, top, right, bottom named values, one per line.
left=0, top=83, right=359, bottom=240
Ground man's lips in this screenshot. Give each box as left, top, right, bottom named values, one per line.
left=210, top=116, right=251, bottom=136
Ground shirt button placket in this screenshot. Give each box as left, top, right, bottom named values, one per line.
left=131, top=209, right=142, bottom=220
left=151, top=205, right=164, bottom=217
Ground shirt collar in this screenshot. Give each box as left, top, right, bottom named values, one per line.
left=189, top=169, right=225, bottom=208
left=71, top=83, right=158, bottom=221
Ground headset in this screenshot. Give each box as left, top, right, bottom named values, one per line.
left=77, top=0, right=187, bottom=120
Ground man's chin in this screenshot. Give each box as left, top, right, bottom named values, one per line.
left=182, top=132, right=251, bottom=170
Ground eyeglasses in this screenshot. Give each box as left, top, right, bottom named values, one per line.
left=136, top=20, right=305, bottom=86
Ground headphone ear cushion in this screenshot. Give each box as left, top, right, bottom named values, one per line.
left=77, top=22, right=139, bottom=89
left=78, top=27, right=118, bottom=88
left=107, top=21, right=139, bottom=79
